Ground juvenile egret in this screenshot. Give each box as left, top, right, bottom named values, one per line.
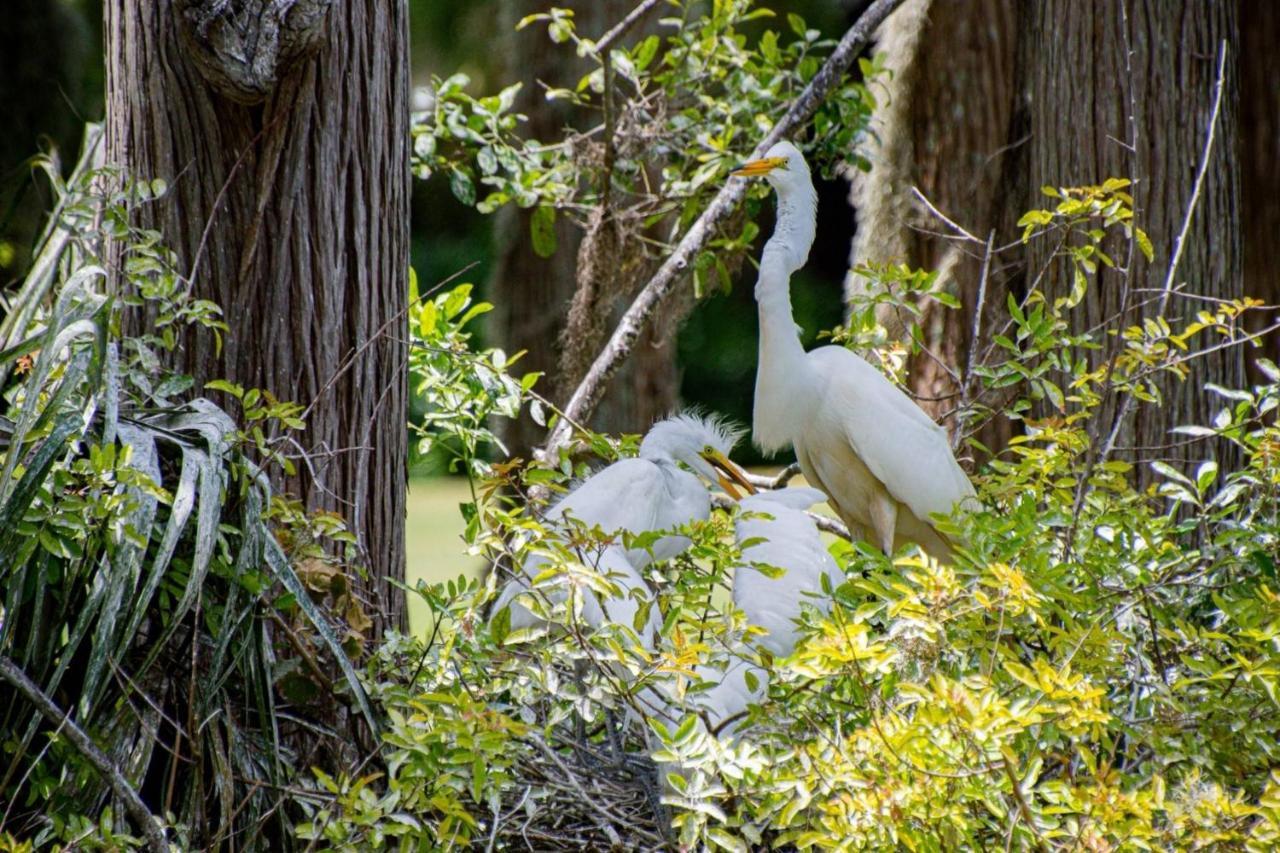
left=655, top=487, right=841, bottom=753
left=732, top=142, right=976, bottom=557
left=733, top=487, right=844, bottom=658
left=546, top=413, right=754, bottom=565
left=492, top=413, right=754, bottom=642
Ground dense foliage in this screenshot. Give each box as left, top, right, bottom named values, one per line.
left=0, top=128, right=376, bottom=849
left=293, top=255, right=1280, bottom=848
left=2, top=2, right=1277, bottom=851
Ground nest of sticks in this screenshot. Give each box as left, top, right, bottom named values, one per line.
left=486, top=723, right=671, bottom=850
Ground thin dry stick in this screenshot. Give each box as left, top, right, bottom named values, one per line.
left=1098, top=40, right=1228, bottom=463
left=593, top=0, right=663, bottom=54
left=955, top=230, right=996, bottom=451
left=537, top=0, right=908, bottom=463
left=0, top=656, right=169, bottom=852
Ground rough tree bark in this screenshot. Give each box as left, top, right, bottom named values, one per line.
left=1016, top=0, right=1242, bottom=465
left=105, top=0, right=410, bottom=632
left=1239, top=0, right=1280, bottom=369
left=850, top=0, right=1245, bottom=468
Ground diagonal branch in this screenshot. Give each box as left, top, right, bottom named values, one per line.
left=536, top=0, right=907, bottom=463
left=0, top=655, right=169, bottom=852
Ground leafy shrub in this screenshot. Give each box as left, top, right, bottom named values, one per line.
left=294, top=162, right=1280, bottom=850
left=0, top=126, right=375, bottom=848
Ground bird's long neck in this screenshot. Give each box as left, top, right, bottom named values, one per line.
left=753, top=190, right=816, bottom=453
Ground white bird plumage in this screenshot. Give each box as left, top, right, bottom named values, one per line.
left=655, top=486, right=842, bottom=776
left=733, top=487, right=844, bottom=658
left=548, top=413, right=746, bottom=565
left=492, top=413, right=752, bottom=647
left=733, top=141, right=977, bottom=557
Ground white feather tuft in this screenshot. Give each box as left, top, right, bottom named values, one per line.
left=640, top=410, right=746, bottom=461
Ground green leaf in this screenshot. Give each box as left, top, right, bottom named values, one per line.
left=448, top=167, right=476, bottom=206
left=633, top=35, right=660, bottom=71
left=530, top=205, right=558, bottom=258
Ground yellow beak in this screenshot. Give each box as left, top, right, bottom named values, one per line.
left=700, top=448, right=757, bottom=500
left=730, top=156, right=787, bottom=177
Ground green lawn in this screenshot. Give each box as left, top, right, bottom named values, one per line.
left=405, top=476, right=484, bottom=634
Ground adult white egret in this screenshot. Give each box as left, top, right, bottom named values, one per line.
left=732, top=141, right=976, bottom=557
left=733, top=487, right=844, bottom=658
left=492, top=413, right=755, bottom=643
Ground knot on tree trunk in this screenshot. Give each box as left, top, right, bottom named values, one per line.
left=177, top=0, right=332, bottom=104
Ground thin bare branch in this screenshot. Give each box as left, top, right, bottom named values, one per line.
left=1099, top=40, right=1228, bottom=463
left=911, top=186, right=984, bottom=244
left=592, top=0, right=662, bottom=55
left=0, top=655, right=169, bottom=852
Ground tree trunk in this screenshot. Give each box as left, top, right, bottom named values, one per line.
left=1239, top=0, right=1280, bottom=371
left=489, top=0, right=593, bottom=459
left=105, top=0, right=410, bottom=632
left=1016, top=0, right=1243, bottom=466
left=852, top=0, right=1245, bottom=469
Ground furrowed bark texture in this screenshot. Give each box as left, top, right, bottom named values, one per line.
left=856, top=0, right=1245, bottom=467
left=1016, top=0, right=1242, bottom=465
left=106, top=0, right=409, bottom=632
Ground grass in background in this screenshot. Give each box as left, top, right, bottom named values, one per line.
left=405, top=476, right=484, bottom=633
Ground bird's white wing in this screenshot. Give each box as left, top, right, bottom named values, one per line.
left=807, top=346, right=974, bottom=522
left=591, top=546, right=661, bottom=650
left=549, top=458, right=664, bottom=536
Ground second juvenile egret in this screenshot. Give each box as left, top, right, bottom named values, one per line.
left=732, top=142, right=976, bottom=557
left=654, top=487, right=842, bottom=752
left=733, top=487, right=844, bottom=658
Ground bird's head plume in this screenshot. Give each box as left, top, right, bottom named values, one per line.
left=640, top=412, right=754, bottom=498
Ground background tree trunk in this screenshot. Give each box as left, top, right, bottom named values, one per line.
left=105, top=0, right=410, bottom=632
left=491, top=0, right=679, bottom=459
left=1239, top=0, right=1280, bottom=370
left=488, top=0, right=590, bottom=459
left=851, top=0, right=1247, bottom=470
left=1015, top=0, right=1242, bottom=466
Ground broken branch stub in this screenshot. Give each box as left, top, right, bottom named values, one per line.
left=176, top=0, right=333, bottom=104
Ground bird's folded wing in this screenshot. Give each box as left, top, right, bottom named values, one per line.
left=811, top=347, right=975, bottom=523
left=549, top=458, right=665, bottom=536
